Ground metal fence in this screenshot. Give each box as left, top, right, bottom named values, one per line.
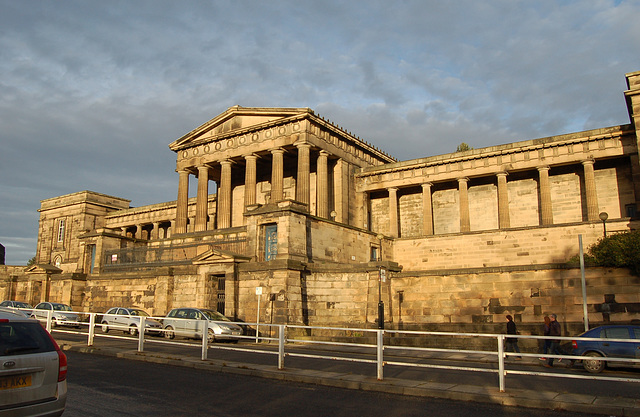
left=25, top=309, right=640, bottom=393
left=103, top=239, right=248, bottom=268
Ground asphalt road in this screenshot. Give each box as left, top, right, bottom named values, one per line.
left=63, top=350, right=605, bottom=417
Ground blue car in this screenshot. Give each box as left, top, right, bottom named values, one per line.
left=571, top=325, right=640, bottom=373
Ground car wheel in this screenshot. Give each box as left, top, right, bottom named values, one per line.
left=207, top=329, right=215, bottom=343
left=101, top=322, right=109, bottom=333
left=583, top=352, right=605, bottom=373
left=164, top=326, right=175, bottom=339
left=129, top=325, right=138, bottom=336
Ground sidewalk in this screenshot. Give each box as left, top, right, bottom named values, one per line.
left=58, top=338, right=640, bottom=417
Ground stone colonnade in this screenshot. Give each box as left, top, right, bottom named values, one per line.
left=362, top=159, right=602, bottom=237
left=174, top=142, right=352, bottom=234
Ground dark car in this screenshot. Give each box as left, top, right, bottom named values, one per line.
left=571, top=325, right=640, bottom=373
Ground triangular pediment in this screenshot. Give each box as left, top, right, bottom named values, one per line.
left=169, top=106, right=314, bottom=151
left=192, top=248, right=251, bottom=264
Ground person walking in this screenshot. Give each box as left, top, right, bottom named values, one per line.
left=505, top=315, right=521, bottom=359
left=539, top=315, right=551, bottom=360
left=545, top=314, right=563, bottom=367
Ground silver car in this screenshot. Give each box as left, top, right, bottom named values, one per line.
left=0, top=301, right=33, bottom=317
left=30, top=302, right=80, bottom=328
left=162, top=308, right=243, bottom=343
left=0, top=309, right=67, bottom=416
left=100, top=307, right=162, bottom=336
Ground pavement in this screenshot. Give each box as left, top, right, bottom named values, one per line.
left=57, top=337, right=640, bottom=417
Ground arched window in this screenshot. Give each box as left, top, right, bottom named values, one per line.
left=53, top=256, right=62, bottom=268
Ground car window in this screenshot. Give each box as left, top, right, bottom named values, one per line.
left=0, top=321, right=56, bottom=356
left=130, top=310, right=148, bottom=317
left=633, top=328, right=640, bottom=339
left=201, top=310, right=229, bottom=321
left=604, top=328, right=630, bottom=339
left=53, top=304, right=71, bottom=312
left=0, top=302, right=8, bottom=307
left=175, top=310, right=187, bottom=319
left=15, top=302, right=31, bottom=309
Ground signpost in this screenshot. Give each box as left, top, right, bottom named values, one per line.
left=256, top=286, right=262, bottom=343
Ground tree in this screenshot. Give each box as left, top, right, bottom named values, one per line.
left=584, top=230, right=640, bottom=276
left=456, top=142, right=472, bottom=152
left=26, top=256, right=36, bottom=267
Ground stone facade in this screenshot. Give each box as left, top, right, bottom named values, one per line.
left=3, top=72, right=640, bottom=338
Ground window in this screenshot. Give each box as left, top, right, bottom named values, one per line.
left=264, top=224, right=278, bottom=261
left=57, top=219, right=65, bottom=242
left=53, top=256, right=62, bottom=268
left=625, top=204, right=637, bottom=218
left=370, top=246, right=379, bottom=261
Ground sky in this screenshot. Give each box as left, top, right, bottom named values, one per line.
left=1, top=0, right=639, bottom=265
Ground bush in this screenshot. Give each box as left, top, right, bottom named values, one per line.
left=587, top=230, right=640, bottom=276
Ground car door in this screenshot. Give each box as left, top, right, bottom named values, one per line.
left=602, top=327, right=634, bottom=364
left=183, top=309, right=200, bottom=338
left=172, top=309, right=189, bottom=337
left=633, top=328, right=640, bottom=361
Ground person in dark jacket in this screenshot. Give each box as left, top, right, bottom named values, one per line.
left=545, top=314, right=563, bottom=367
left=505, top=315, right=521, bottom=359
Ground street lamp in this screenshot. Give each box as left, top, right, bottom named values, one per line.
left=376, top=233, right=385, bottom=329
left=599, top=212, right=608, bottom=238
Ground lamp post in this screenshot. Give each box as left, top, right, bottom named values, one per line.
left=376, top=233, right=385, bottom=329
left=599, top=212, right=608, bottom=238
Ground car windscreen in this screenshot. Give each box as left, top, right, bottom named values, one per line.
left=129, top=310, right=149, bottom=317
left=0, top=321, right=56, bottom=356
left=14, top=302, right=32, bottom=309
left=201, top=310, right=229, bottom=321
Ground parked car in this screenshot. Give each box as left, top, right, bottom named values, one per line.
left=162, top=308, right=243, bottom=343
left=100, top=307, right=162, bottom=336
left=571, top=325, right=640, bottom=373
left=30, top=302, right=80, bottom=328
left=0, top=300, right=33, bottom=317
left=0, top=308, right=67, bottom=416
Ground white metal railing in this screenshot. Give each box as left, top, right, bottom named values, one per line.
left=28, top=308, right=640, bottom=392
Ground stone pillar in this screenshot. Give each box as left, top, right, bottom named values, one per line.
left=121, top=227, right=127, bottom=237
left=195, top=165, right=209, bottom=232
left=458, top=178, right=470, bottom=232
left=135, top=224, right=141, bottom=239
left=317, top=150, right=329, bottom=218
left=217, top=160, right=232, bottom=229
left=624, top=72, right=640, bottom=213
left=175, top=169, right=190, bottom=234
left=295, top=142, right=311, bottom=207
left=421, top=182, right=434, bottom=235
left=334, top=159, right=349, bottom=223
left=582, top=160, right=599, bottom=221
left=538, top=166, right=553, bottom=225
left=271, top=148, right=284, bottom=203
left=151, top=222, right=159, bottom=240
left=244, top=154, right=257, bottom=209
left=497, top=172, right=510, bottom=229
left=388, top=187, right=399, bottom=237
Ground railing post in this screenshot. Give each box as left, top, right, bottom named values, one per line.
left=377, top=329, right=384, bottom=380
left=278, top=325, right=285, bottom=370
left=46, top=310, right=52, bottom=333
left=201, top=319, right=208, bottom=360
left=137, top=316, right=145, bottom=352
left=88, top=313, right=95, bottom=346
left=497, top=334, right=505, bottom=392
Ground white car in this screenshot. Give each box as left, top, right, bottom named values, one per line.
left=0, top=309, right=67, bottom=416
left=162, top=308, right=243, bottom=343
left=100, top=307, right=163, bottom=336
left=30, top=302, right=80, bottom=328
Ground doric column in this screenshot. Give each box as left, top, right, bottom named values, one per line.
left=217, top=160, right=232, bottom=229
left=244, top=154, right=257, bottom=208
left=271, top=148, right=284, bottom=203
left=295, top=142, right=311, bottom=206
left=388, top=187, right=399, bottom=237
left=175, top=169, right=190, bottom=234
left=334, top=159, right=349, bottom=223
left=135, top=224, right=141, bottom=239
left=458, top=178, right=470, bottom=232
left=497, top=172, right=510, bottom=229
left=317, top=150, right=329, bottom=218
left=582, top=160, right=599, bottom=221
left=151, top=222, right=159, bottom=240
left=421, top=183, right=434, bottom=235
left=195, top=165, right=209, bottom=232
left=538, top=166, right=553, bottom=225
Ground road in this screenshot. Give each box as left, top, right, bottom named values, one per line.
left=63, top=350, right=605, bottom=417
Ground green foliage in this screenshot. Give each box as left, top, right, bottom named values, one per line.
left=456, top=142, right=472, bottom=152
left=586, top=230, right=640, bottom=276
left=26, top=256, right=36, bottom=266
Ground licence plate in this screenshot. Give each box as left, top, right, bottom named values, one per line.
left=0, top=375, right=32, bottom=390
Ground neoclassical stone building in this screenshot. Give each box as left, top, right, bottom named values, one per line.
left=3, top=71, right=640, bottom=335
